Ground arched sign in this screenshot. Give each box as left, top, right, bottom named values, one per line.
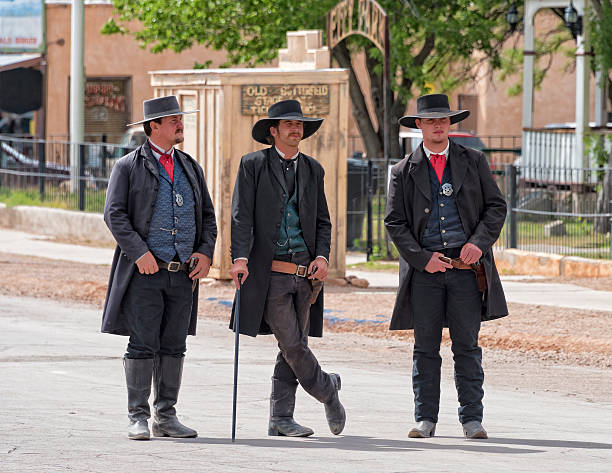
left=327, top=0, right=391, bottom=259
left=327, top=0, right=390, bottom=181
left=327, top=0, right=387, bottom=52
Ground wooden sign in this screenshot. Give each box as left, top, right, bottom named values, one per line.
left=241, top=84, right=330, bottom=116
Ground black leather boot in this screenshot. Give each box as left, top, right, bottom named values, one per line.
left=324, top=373, right=346, bottom=435
left=268, top=377, right=313, bottom=437
left=152, top=355, right=197, bottom=438
left=124, top=357, right=154, bottom=440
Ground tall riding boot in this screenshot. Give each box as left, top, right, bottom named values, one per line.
left=124, top=357, right=154, bottom=440
left=152, top=355, right=197, bottom=438
left=268, top=377, right=314, bottom=437
left=324, top=373, right=346, bottom=435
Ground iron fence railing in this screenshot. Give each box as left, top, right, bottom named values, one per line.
left=346, top=157, right=612, bottom=260
left=3, top=135, right=612, bottom=260
left=505, top=164, right=612, bottom=259
left=0, top=135, right=135, bottom=213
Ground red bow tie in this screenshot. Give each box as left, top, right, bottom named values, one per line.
left=430, top=153, right=446, bottom=183
left=149, top=141, right=174, bottom=182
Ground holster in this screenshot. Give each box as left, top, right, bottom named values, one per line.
left=473, top=264, right=487, bottom=293
left=439, top=256, right=487, bottom=293
left=310, top=279, right=324, bottom=304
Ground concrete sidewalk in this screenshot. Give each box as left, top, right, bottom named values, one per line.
left=346, top=268, right=612, bottom=312
left=1, top=294, right=611, bottom=473
left=3, top=227, right=612, bottom=312
left=0, top=228, right=114, bottom=265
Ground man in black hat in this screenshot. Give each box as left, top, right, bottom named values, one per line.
left=228, top=99, right=345, bottom=437
left=385, top=94, right=508, bottom=439
left=102, top=95, right=217, bottom=440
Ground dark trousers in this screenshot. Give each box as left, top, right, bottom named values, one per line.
left=410, top=267, right=484, bottom=424
left=263, top=251, right=334, bottom=417
left=123, top=270, right=194, bottom=359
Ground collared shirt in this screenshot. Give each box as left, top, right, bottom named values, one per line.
left=422, top=141, right=449, bottom=161
left=275, top=146, right=299, bottom=167
left=275, top=146, right=299, bottom=160
left=148, top=139, right=175, bottom=162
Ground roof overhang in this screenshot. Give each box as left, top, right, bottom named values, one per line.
left=0, top=54, right=43, bottom=73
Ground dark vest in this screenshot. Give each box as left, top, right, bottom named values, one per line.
left=421, top=158, right=467, bottom=251
left=274, top=165, right=307, bottom=256
left=146, top=156, right=196, bottom=263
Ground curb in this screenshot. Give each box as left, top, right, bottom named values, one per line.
left=494, top=248, right=612, bottom=278
left=0, top=203, right=114, bottom=244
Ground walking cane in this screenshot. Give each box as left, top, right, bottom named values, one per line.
left=231, top=274, right=243, bottom=442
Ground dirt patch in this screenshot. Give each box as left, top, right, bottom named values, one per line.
left=1, top=251, right=611, bottom=369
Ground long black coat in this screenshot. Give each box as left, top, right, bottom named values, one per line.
left=384, top=141, right=508, bottom=330
left=229, top=147, right=332, bottom=337
left=101, top=142, right=217, bottom=336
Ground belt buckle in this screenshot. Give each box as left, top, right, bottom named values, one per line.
left=295, top=265, right=308, bottom=277
left=167, top=261, right=181, bottom=272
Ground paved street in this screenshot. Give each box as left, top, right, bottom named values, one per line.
left=1, top=294, right=611, bottom=472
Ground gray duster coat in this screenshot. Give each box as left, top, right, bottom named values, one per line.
left=384, top=141, right=508, bottom=330
left=229, top=147, right=332, bottom=337
left=101, top=141, right=217, bottom=336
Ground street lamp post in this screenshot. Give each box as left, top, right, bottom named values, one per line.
left=509, top=0, right=592, bottom=170
left=69, top=0, right=85, bottom=193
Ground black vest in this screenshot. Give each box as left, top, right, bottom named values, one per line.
left=421, top=158, right=467, bottom=251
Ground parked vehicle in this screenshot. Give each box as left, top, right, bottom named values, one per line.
left=399, top=129, right=486, bottom=157
left=113, top=126, right=146, bottom=158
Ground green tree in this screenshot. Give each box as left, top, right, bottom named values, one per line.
left=102, top=0, right=515, bottom=159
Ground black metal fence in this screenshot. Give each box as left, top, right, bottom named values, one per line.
left=0, top=135, right=132, bottom=213
left=346, top=154, right=612, bottom=260
left=505, top=165, right=612, bottom=259
left=3, top=135, right=611, bottom=260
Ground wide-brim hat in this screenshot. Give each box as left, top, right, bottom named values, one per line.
left=399, top=94, right=469, bottom=129
left=251, top=99, right=323, bottom=144
left=127, top=95, right=198, bottom=126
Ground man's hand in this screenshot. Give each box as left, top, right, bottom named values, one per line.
left=460, top=242, right=482, bottom=265
left=135, top=251, right=159, bottom=275
left=188, top=252, right=211, bottom=280
left=424, top=252, right=453, bottom=273
left=229, top=259, right=249, bottom=289
left=308, top=257, right=328, bottom=281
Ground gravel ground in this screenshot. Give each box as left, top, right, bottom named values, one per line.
left=1, top=251, right=611, bottom=403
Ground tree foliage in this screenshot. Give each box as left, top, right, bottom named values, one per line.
left=102, top=0, right=515, bottom=158
left=499, top=2, right=612, bottom=108
left=591, top=0, right=612, bottom=74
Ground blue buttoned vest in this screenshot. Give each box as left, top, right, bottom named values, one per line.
left=421, top=159, right=467, bottom=251
left=146, top=157, right=196, bottom=263
left=274, top=166, right=307, bottom=257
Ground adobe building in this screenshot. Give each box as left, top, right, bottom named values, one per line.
left=1, top=1, right=227, bottom=142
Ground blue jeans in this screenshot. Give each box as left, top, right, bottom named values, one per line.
left=410, top=267, right=484, bottom=424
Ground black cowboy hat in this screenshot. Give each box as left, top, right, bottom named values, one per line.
left=127, top=95, right=198, bottom=126
left=251, top=100, right=323, bottom=144
left=399, top=94, right=469, bottom=129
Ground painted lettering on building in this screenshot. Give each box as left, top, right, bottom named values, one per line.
left=241, top=84, right=330, bottom=115
left=85, top=81, right=126, bottom=113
